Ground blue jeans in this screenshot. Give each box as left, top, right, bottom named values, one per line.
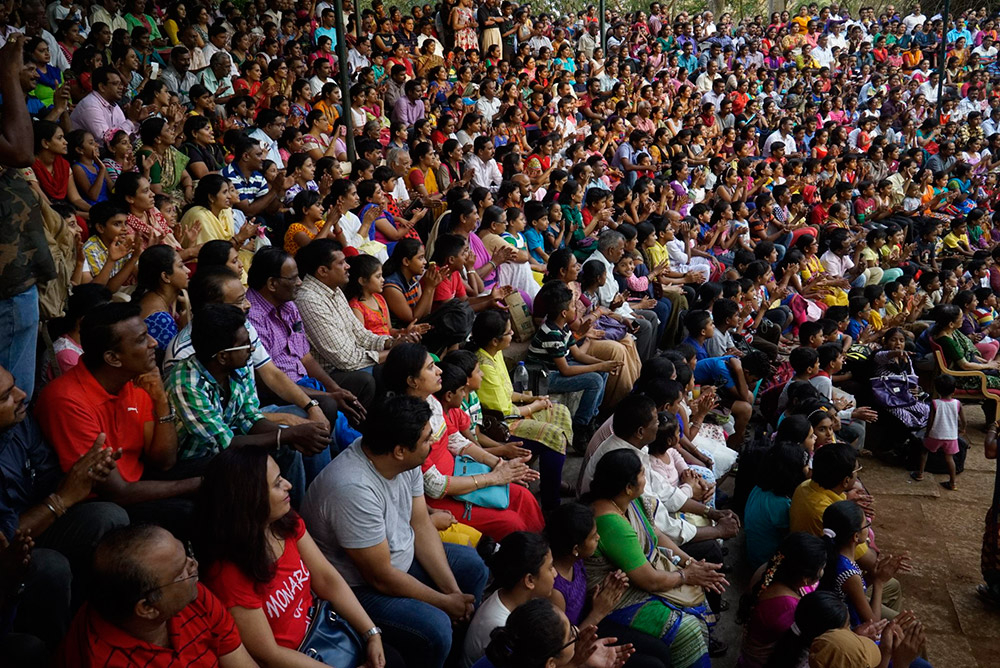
left=353, top=543, right=488, bottom=668
left=547, top=363, right=608, bottom=426
left=650, top=298, right=672, bottom=341
left=0, top=285, right=38, bottom=401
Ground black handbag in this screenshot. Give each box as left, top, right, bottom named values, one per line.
left=298, top=600, right=365, bottom=667
left=480, top=408, right=511, bottom=442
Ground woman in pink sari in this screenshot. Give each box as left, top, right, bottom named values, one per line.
left=736, top=533, right=826, bottom=668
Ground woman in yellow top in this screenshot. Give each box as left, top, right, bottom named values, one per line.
left=163, top=2, right=190, bottom=45
left=468, top=310, right=572, bottom=509
left=180, top=175, right=257, bottom=279
left=792, top=234, right=849, bottom=307
left=408, top=142, right=447, bottom=220
left=782, top=21, right=808, bottom=53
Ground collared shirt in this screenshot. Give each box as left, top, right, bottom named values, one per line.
left=160, top=66, right=200, bottom=105
left=200, top=68, right=235, bottom=99
left=166, top=355, right=265, bottom=461
left=221, top=162, right=269, bottom=203
left=391, top=95, right=426, bottom=125
left=82, top=235, right=130, bottom=281
left=382, top=78, right=405, bottom=111
left=249, top=128, right=285, bottom=169
left=464, top=153, right=503, bottom=191
left=36, top=363, right=154, bottom=482
left=56, top=584, right=242, bottom=668
left=89, top=6, right=129, bottom=33
left=0, top=417, right=62, bottom=540
left=163, top=321, right=271, bottom=373
left=70, top=92, right=137, bottom=142
left=296, top=275, right=389, bottom=373
left=247, top=289, right=311, bottom=382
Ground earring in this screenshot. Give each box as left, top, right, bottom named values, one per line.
left=572, top=549, right=579, bottom=557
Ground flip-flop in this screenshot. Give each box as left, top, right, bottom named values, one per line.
left=909, top=471, right=924, bottom=481
left=940, top=481, right=957, bottom=491
left=977, top=584, right=1000, bottom=607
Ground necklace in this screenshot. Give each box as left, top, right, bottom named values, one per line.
left=611, top=498, right=629, bottom=517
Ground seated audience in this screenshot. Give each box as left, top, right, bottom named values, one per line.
left=36, top=303, right=200, bottom=537
left=301, top=395, right=489, bottom=668
left=56, top=524, right=257, bottom=667
left=196, top=447, right=403, bottom=668
left=382, top=342, right=544, bottom=539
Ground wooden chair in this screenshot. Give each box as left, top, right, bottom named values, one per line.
left=929, top=338, right=1000, bottom=422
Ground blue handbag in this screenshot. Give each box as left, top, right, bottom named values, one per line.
left=298, top=600, right=365, bottom=667
left=452, top=454, right=510, bottom=519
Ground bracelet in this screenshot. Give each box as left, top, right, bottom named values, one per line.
left=157, top=412, right=177, bottom=424
left=678, top=569, right=687, bottom=584
left=472, top=474, right=480, bottom=489
left=45, top=499, right=60, bottom=518
left=276, top=428, right=282, bottom=448
left=46, top=493, right=67, bottom=518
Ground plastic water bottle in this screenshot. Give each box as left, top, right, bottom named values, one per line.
left=512, top=361, right=529, bottom=393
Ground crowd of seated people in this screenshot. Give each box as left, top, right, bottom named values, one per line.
left=8, top=0, right=1000, bottom=666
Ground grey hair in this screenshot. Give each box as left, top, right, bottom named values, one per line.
left=598, top=229, right=625, bottom=253
left=387, top=148, right=409, bottom=167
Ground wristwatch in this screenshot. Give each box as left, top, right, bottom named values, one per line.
left=301, top=399, right=320, bottom=411
left=362, top=626, right=382, bottom=641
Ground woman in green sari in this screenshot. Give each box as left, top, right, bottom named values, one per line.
left=584, top=449, right=725, bottom=668
left=137, top=118, right=193, bottom=208
left=933, top=304, right=1000, bottom=390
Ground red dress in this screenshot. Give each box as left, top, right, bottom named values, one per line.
left=421, top=397, right=544, bottom=540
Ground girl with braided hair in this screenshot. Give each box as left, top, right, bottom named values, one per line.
left=735, top=532, right=826, bottom=668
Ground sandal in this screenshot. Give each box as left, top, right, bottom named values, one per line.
left=909, top=471, right=924, bottom=482
left=977, top=584, right=1000, bottom=607
left=940, top=481, right=957, bottom=491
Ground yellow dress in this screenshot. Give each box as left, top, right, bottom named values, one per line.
left=181, top=205, right=252, bottom=283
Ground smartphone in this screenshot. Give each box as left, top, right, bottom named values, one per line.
left=150, top=62, right=159, bottom=80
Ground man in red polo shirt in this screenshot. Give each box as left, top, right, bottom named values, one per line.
left=36, top=303, right=200, bottom=536
left=57, top=524, right=256, bottom=667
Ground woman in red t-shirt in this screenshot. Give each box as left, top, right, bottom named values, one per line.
left=196, top=448, right=394, bottom=668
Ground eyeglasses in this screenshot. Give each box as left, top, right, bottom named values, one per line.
left=139, top=541, right=198, bottom=600
left=853, top=464, right=864, bottom=475
left=225, top=293, right=249, bottom=307
left=550, top=625, right=580, bottom=657
left=274, top=274, right=300, bottom=282
left=217, top=342, right=257, bottom=356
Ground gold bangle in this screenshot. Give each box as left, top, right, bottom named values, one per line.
left=472, top=474, right=479, bottom=489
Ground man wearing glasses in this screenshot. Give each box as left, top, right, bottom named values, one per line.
left=165, top=304, right=329, bottom=504
left=57, top=524, right=257, bottom=667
